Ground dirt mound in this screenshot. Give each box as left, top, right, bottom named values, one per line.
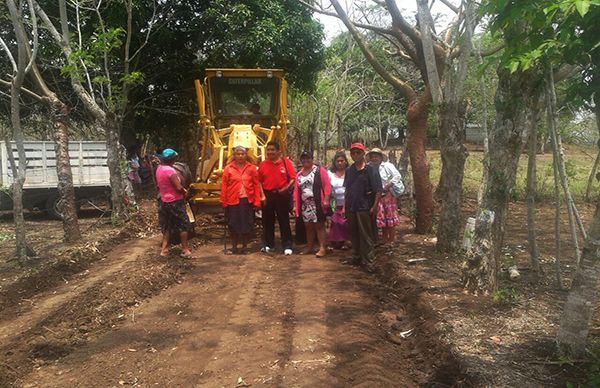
left=0, top=204, right=157, bottom=316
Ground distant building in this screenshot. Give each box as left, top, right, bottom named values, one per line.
left=465, top=123, right=485, bottom=145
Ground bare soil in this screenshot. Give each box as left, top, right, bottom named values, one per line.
left=0, top=196, right=595, bottom=387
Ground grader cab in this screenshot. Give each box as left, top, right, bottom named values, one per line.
left=190, top=68, right=289, bottom=205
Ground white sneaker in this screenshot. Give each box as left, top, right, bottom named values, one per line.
left=284, top=248, right=293, bottom=256
left=261, top=246, right=273, bottom=253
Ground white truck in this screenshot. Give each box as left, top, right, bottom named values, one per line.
left=0, top=141, right=111, bottom=218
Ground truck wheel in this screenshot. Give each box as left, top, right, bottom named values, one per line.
left=46, top=193, right=63, bottom=220
left=46, top=194, right=81, bottom=220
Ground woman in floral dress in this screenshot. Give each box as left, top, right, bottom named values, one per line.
left=293, top=150, right=331, bottom=257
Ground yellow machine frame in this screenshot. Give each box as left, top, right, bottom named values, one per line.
left=190, top=68, right=289, bottom=205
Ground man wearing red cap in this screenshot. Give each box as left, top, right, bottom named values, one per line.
left=344, top=142, right=383, bottom=271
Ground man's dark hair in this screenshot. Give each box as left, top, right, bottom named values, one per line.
left=266, top=141, right=280, bottom=150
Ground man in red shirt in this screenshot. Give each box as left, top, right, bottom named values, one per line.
left=258, top=141, right=296, bottom=255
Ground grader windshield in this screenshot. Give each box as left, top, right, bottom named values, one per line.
left=211, top=76, right=279, bottom=117
left=190, top=68, right=289, bottom=205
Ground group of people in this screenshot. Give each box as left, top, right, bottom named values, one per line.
left=219, top=141, right=404, bottom=271
left=153, top=140, right=404, bottom=269
left=127, top=147, right=153, bottom=187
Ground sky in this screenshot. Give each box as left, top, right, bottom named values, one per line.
left=314, top=1, right=457, bottom=44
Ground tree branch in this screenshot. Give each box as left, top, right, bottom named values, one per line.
left=417, top=0, right=442, bottom=104
left=385, top=0, right=421, bottom=46
left=554, top=64, right=581, bottom=83
left=0, top=78, right=44, bottom=102
left=129, top=0, right=157, bottom=62
left=329, top=0, right=416, bottom=100
left=72, top=0, right=96, bottom=98
left=24, top=0, right=39, bottom=75
left=33, top=0, right=106, bottom=122
left=479, top=43, right=505, bottom=57
left=0, top=37, right=18, bottom=73
left=299, top=0, right=394, bottom=36
left=439, top=0, right=459, bottom=13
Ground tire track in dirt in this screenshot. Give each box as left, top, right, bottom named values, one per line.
left=192, top=254, right=297, bottom=387
left=11, top=242, right=462, bottom=387
left=0, top=236, right=186, bottom=387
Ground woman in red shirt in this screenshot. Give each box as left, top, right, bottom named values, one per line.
left=220, top=146, right=262, bottom=254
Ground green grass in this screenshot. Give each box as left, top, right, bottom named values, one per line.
left=427, top=144, right=599, bottom=201
left=0, top=232, right=15, bottom=243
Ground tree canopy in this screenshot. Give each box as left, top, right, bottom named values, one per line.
left=1, top=0, right=326, bottom=148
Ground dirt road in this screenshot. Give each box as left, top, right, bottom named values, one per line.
left=1, top=235, right=459, bottom=387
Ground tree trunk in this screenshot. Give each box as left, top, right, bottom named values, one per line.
left=462, top=66, right=541, bottom=294
left=406, top=99, right=434, bottom=233
left=556, top=195, right=600, bottom=358
left=586, top=148, right=600, bottom=202
left=540, top=133, right=547, bottom=154
left=3, top=138, right=28, bottom=261
left=436, top=100, right=468, bottom=251
left=7, top=20, right=28, bottom=261
left=526, top=104, right=541, bottom=276
left=435, top=0, right=474, bottom=251
left=477, top=54, right=489, bottom=206
left=585, top=105, right=600, bottom=202
left=553, top=146, right=563, bottom=289
left=398, top=140, right=410, bottom=177
left=9, top=93, right=28, bottom=261
left=105, top=117, right=128, bottom=220
left=546, top=69, right=582, bottom=265
left=49, top=97, right=81, bottom=242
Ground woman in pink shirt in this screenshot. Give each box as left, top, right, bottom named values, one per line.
left=156, top=148, right=192, bottom=258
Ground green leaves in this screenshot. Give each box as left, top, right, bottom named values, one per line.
left=90, top=27, right=125, bottom=55
left=121, top=71, right=144, bottom=86
left=575, top=0, right=591, bottom=16
left=544, top=0, right=599, bottom=17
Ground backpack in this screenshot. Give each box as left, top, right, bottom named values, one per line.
left=173, top=162, right=192, bottom=189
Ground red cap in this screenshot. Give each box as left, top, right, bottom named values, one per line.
left=350, top=142, right=365, bottom=151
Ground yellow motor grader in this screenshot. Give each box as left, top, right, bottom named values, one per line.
left=190, top=68, right=289, bottom=205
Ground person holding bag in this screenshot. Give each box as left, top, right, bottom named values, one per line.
left=258, top=141, right=295, bottom=255
left=293, top=150, right=331, bottom=257
left=155, top=148, right=193, bottom=258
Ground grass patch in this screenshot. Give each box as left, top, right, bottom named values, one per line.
left=427, top=144, right=599, bottom=201
left=493, top=286, right=520, bottom=305
left=0, top=232, right=15, bottom=243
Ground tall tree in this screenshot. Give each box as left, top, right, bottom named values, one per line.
left=1, top=0, right=38, bottom=260
left=304, top=0, right=475, bottom=234
left=462, top=64, right=542, bottom=293
left=543, top=0, right=600, bottom=358
left=463, top=0, right=596, bottom=295
left=33, top=0, right=155, bottom=219
left=435, top=0, right=476, bottom=251
left=0, top=0, right=81, bottom=241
